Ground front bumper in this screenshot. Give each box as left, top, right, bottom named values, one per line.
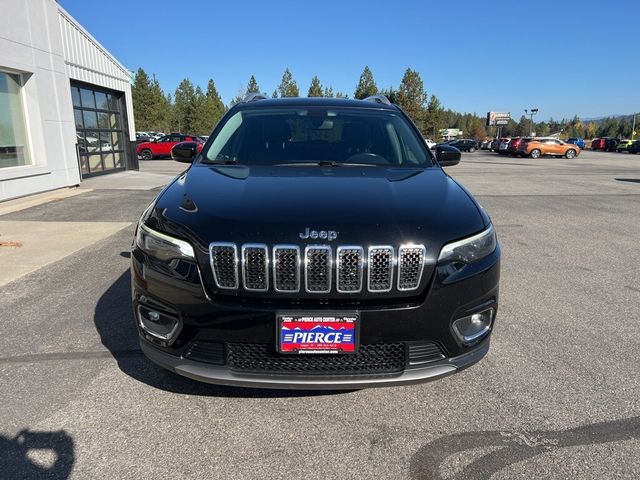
left=140, top=337, right=490, bottom=389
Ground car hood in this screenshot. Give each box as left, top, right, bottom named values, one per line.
left=148, top=164, right=486, bottom=255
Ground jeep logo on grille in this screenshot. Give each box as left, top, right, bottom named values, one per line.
left=299, top=228, right=338, bottom=241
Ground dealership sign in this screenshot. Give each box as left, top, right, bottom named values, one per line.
left=486, top=112, right=511, bottom=126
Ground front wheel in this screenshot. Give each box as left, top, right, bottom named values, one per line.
left=565, top=149, right=576, bottom=159
left=469, top=147, right=476, bottom=153
left=140, top=149, right=153, bottom=160
left=530, top=149, right=541, bottom=159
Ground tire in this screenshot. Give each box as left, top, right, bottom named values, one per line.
left=565, top=149, right=576, bottom=159
left=469, top=147, right=476, bottom=153
left=530, top=149, right=541, bottom=159
left=140, top=149, right=153, bottom=160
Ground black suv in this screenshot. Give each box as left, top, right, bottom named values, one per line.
left=448, top=138, right=479, bottom=152
left=131, top=95, right=501, bottom=389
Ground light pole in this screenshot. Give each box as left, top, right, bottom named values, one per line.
left=632, top=113, right=637, bottom=140
left=525, top=108, right=538, bottom=137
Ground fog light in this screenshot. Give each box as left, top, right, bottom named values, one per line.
left=452, top=308, right=494, bottom=346
left=137, top=305, right=180, bottom=341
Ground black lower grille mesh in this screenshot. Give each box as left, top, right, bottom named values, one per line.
left=227, top=342, right=406, bottom=375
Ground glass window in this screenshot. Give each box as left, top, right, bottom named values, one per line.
left=88, top=154, right=102, bottom=170
left=74, top=109, right=84, bottom=130
left=99, top=132, right=112, bottom=151
left=97, top=111, right=109, bottom=129
left=107, top=94, right=119, bottom=111
left=102, top=152, right=115, bottom=169
left=113, top=151, right=123, bottom=167
left=109, top=113, right=120, bottom=130
left=95, top=91, right=108, bottom=110
left=83, top=110, right=98, bottom=129
left=204, top=108, right=431, bottom=167
left=71, top=87, right=81, bottom=107
left=80, top=88, right=95, bottom=109
left=0, top=71, right=30, bottom=169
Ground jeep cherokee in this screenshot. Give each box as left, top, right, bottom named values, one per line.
left=131, top=95, right=501, bottom=389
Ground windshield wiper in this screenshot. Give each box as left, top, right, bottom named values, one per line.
left=273, top=161, right=376, bottom=167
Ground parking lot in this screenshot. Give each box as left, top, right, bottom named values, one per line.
left=1, top=149, right=639, bottom=479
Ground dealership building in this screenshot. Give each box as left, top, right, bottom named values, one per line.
left=0, top=0, right=137, bottom=202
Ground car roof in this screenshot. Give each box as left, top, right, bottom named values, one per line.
left=232, top=97, right=399, bottom=111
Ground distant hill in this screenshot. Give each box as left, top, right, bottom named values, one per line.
left=582, top=114, right=636, bottom=124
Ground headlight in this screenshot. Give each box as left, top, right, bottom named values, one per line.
left=438, top=225, right=497, bottom=264
left=135, top=224, right=195, bottom=261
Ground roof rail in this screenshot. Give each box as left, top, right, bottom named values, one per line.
left=242, top=93, right=268, bottom=103
left=363, top=95, right=392, bottom=106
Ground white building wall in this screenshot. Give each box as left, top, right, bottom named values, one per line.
left=0, top=0, right=134, bottom=202
left=0, top=0, right=80, bottom=201
left=57, top=6, right=135, bottom=141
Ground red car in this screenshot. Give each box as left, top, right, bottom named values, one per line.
left=137, top=133, right=201, bottom=159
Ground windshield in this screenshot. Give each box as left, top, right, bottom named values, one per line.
left=202, top=107, right=432, bottom=167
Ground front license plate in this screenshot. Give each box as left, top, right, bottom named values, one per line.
left=277, top=313, right=358, bottom=354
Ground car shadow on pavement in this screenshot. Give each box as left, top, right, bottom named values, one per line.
left=409, top=416, right=640, bottom=480
left=94, top=271, right=352, bottom=398
left=0, top=430, right=74, bottom=479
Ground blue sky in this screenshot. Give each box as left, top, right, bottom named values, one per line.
left=60, top=0, right=638, bottom=120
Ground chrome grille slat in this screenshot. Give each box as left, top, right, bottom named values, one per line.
left=368, top=246, right=394, bottom=292
left=273, top=245, right=300, bottom=292
left=209, top=242, right=426, bottom=294
left=337, top=246, right=363, bottom=293
left=242, top=244, right=268, bottom=291
left=305, top=245, right=332, bottom=293
left=209, top=243, right=238, bottom=289
left=397, top=245, right=426, bottom=291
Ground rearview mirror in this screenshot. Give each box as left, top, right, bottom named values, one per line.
left=436, top=144, right=461, bottom=167
left=172, top=143, right=198, bottom=163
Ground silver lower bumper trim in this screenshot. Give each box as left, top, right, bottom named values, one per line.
left=140, top=340, right=489, bottom=390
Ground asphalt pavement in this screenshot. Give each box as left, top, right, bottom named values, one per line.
left=0, top=150, right=639, bottom=479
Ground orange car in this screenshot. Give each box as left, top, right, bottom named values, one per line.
left=516, top=137, right=580, bottom=159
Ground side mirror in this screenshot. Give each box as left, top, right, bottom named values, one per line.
left=172, top=142, right=198, bottom=163
left=436, top=144, right=461, bottom=167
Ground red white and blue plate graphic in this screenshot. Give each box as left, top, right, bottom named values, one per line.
left=278, top=314, right=358, bottom=354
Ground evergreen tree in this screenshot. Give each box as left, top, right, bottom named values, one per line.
left=277, top=68, right=299, bottom=97
left=354, top=66, right=378, bottom=99
left=323, top=86, right=334, bottom=98
left=132, top=68, right=153, bottom=131
left=272, top=89, right=278, bottom=99
left=379, top=87, right=398, bottom=104
left=424, top=95, right=444, bottom=137
left=396, top=68, right=428, bottom=132
left=148, top=74, right=171, bottom=132
left=206, top=79, right=226, bottom=126
left=246, top=75, right=260, bottom=94
left=307, top=76, right=324, bottom=97
left=173, top=78, right=196, bottom=133
left=335, top=91, right=348, bottom=99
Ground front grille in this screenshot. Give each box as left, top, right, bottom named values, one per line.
left=242, top=244, right=268, bottom=291
left=398, top=245, right=426, bottom=291
left=407, top=342, right=446, bottom=365
left=184, top=342, right=224, bottom=365
left=368, top=246, right=394, bottom=292
left=305, top=246, right=332, bottom=293
left=209, top=242, right=427, bottom=294
left=273, top=246, right=300, bottom=292
left=227, top=343, right=406, bottom=375
left=336, top=246, right=363, bottom=293
left=210, top=243, right=238, bottom=289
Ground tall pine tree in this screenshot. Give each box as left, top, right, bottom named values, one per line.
left=307, top=76, right=324, bottom=97
left=277, top=68, right=299, bottom=97
left=173, top=78, right=196, bottom=133
left=396, top=68, right=428, bottom=133
left=246, top=75, right=260, bottom=94
left=354, top=66, right=378, bottom=99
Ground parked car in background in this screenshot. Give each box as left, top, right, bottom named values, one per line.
left=136, top=132, right=153, bottom=143
left=480, top=139, right=492, bottom=150
left=136, top=133, right=202, bottom=160
left=591, top=137, right=619, bottom=151
left=566, top=138, right=585, bottom=149
left=616, top=139, right=633, bottom=152
left=424, top=138, right=436, bottom=149
left=591, top=138, right=606, bottom=150
left=627, top=140, right=640, bottom=154
left=171, top=140, right=204, bottom=161
left=497, top=138, right=511, bottom=154
left=490, top=138, right=506, bottom=151
left=517, top=138, right=580, bottom=159
left=448, top=138, right=479, bottom=152
left=506, top=137, right=531, bottom=156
